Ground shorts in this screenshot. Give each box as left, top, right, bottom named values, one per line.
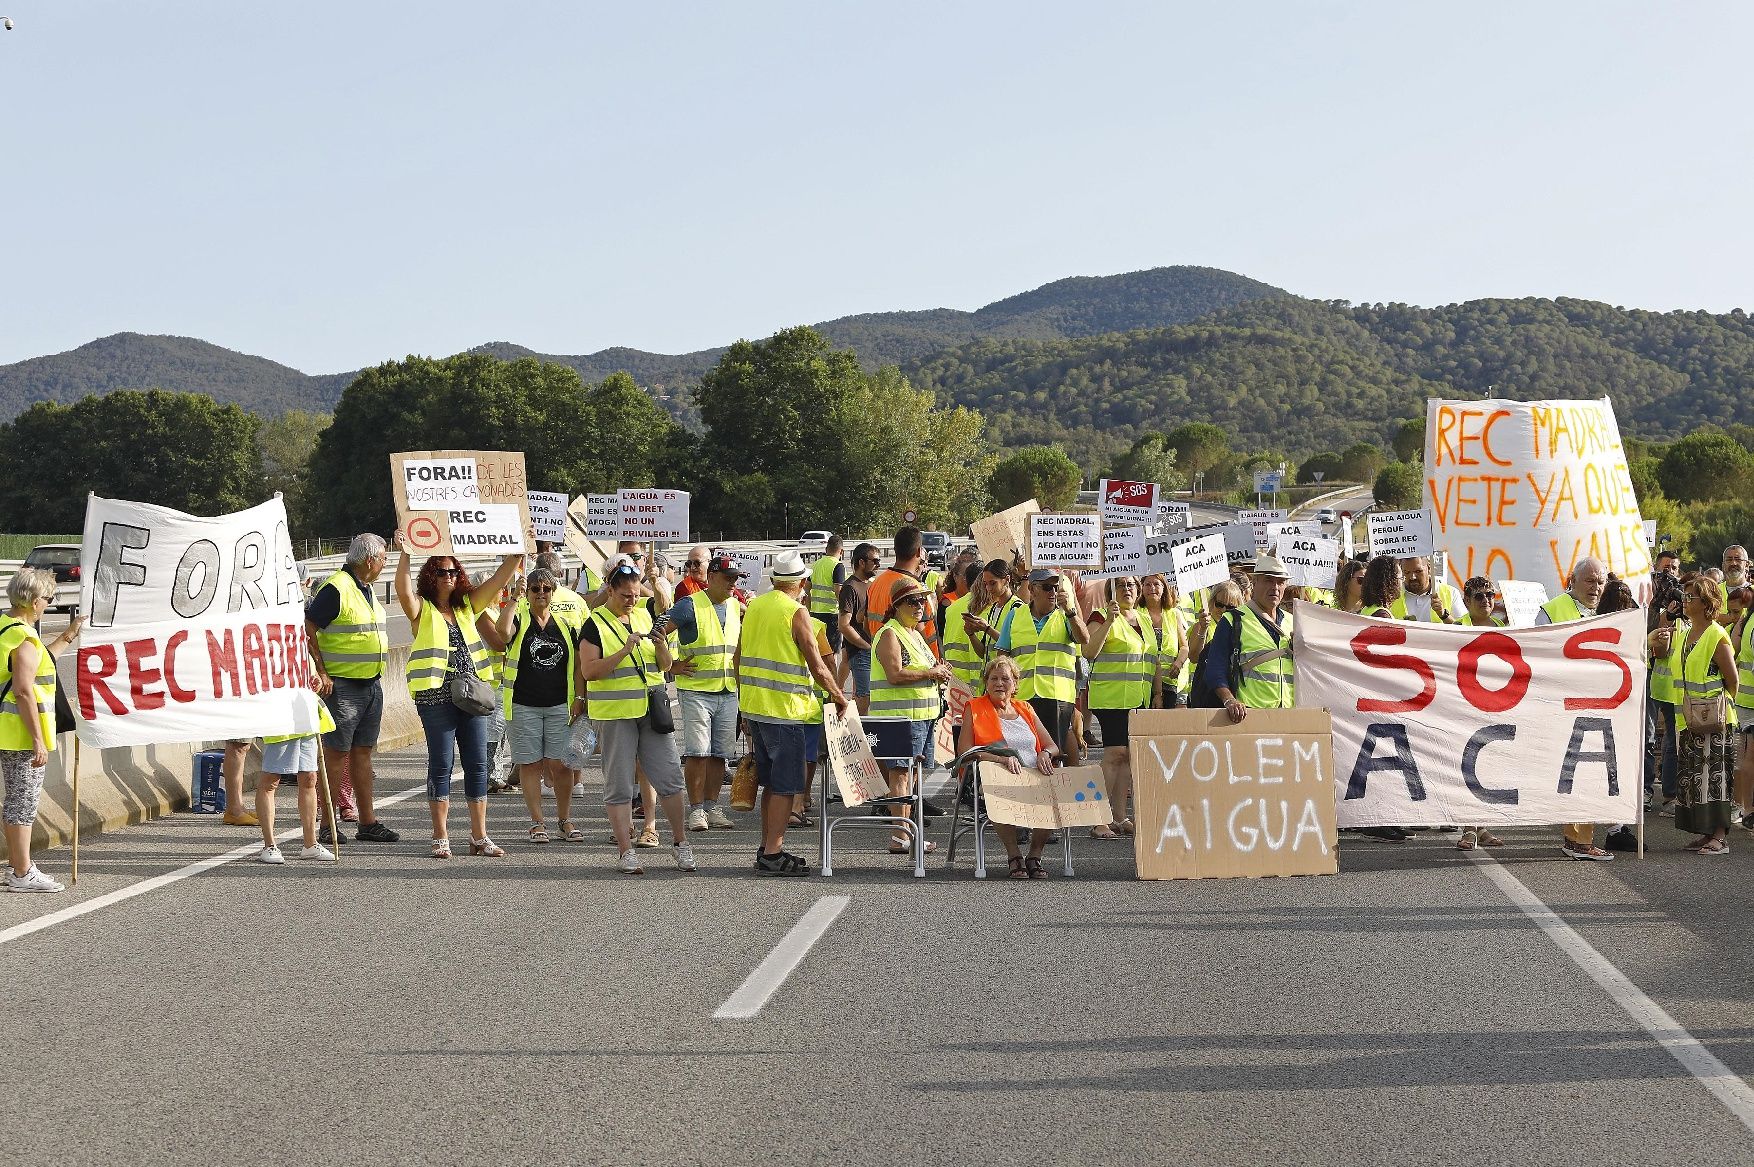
left=814, top=612, right=842, bottom=654
left=1093, top=706, right=1142, bottom=748
left=1030, top=697, right=1073, bottom=746
left=262, top=736, right=318, bottom=776
left=750, top=720, right=808, bottom=796
left=678, top=689, right=739, bottom=760
left=804, top=723, right=822, bottom=764
left=509, top=703, right=571, bottom=765
left=847, top=648, right=873, bottom=698
left=906, top=719, right=933, bottom=762
left=1, top=749, right=46, bottom=826
left=595, top=716, right=685, bottom=805
left=321, top=677, right=383, bottom=752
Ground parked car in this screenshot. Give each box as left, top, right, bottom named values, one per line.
left=23, top=543, right=81, bottom=613
left=1314, top=508, right=1339, bottom=525
left=921, top=530, right=952, bottom=569
left=797, top=530, right=833, bottom=553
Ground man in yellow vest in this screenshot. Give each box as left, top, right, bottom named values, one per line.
left=1208, top=554, right=1296, bottom=721
left=808, top=535, right=846, bottom=657
left=736, top=550, right=849, bottom=876
left=997, top=569, right=1089, bottom=758
left=1534, top=556, right=1615, bottom=860
left=669, top=554, right=747, bottom=832
left=305, top=533, right=398, bottom=845
left=1390, top=556, right=1462, bottom=622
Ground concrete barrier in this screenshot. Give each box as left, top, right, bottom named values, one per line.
left=0, top=645, right=423, bottom=863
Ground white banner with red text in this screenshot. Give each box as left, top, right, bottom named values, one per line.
left=1291, top=603, right=1644, bottom=828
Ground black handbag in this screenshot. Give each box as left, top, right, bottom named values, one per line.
left=441, top=617, right=497, bottom=716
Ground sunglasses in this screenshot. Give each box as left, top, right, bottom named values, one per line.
left=434, top=567, right=460, bottom=578
left=609, top=564, right=640, bottom=580
left=686, top=559, right=706, bottom=567
left=529, top=585, right=555, bottom=594
left=1465, top=592, right=1492, bottom=602
left=901, top=596, right=928, bottom=606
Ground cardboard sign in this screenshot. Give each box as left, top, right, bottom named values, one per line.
left=75, top=495, right=322, bottom=748
left=1101, top=525, right=1148, bottom=577
left=1170, top=533, right=1229, bottom=594
left=979, top=762, right=1113, bottom=829
left=527, top=491, right=568, bottom=543
left=1496, top=579, right=1550, bottom=627
left=1129, top=708, right=1338, bottom=880
left=933, top=680, right=975, bottom=765
left=1157, top=500, right=1191, bottom=529
left=618, top=488, right=689, bottom=543
left=1099, top=479, right=1160, bottom=527
left=1425, top=398, right=1650, bottom=597
left=1366, top=509, right=1433, bottom=559
left=1267, top=521, right=1323, bottom=545
left=583, top=493, right=619, bottom=538
left=1029, top=513, right=1102, bottom=570
left=1238, top=509, right=1287, bottom=549
left=1292, top=605, right=1644, bottom=828
left=1274, top=535, right=1340, bottom=590
left=824, top=705, right=889, bottom=807
left=971, top=499, right=1040, bottom=567
left=1341, top=517, right=1355, bottom=559
left=391, top=449, right=531, bottom=556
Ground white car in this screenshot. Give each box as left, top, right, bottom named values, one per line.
left=1314, top=508, right=1339, bottom=525
left=797, top=530, right=832, bottom=552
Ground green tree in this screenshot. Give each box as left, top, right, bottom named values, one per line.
left=989, top=446, right=1081, bottom=511
left=1680, top=500, right=1752, bottom=567
left=1373, top=461, right=1423, bottom=510
left=1296, top=452, right=1344, bottom=485
left=1627, top=456, right=1664, bottom=505
left=258, top=409, right=332, bottom=534
left=0, top=390, right=263, bottom=531
left=1656, top=430, right=1754, bottom=503
left=1338, top=441, right=1386, bottom=483
left=1393, top=417, right=1427, bottom=463
left=1162, top=422, right=1229, bottom=475
left=1641, top=494, right=1695, bottom=562
left=1107, top=431, right=1184, bottom=490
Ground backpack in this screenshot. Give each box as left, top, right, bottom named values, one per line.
left=1187, top=610, right=1243, bottom=709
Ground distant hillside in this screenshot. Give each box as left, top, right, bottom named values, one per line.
left=0, top=266, right=1284, bottom=420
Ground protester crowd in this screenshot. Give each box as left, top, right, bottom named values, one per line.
left=3, top=522, right=1751, bottom=889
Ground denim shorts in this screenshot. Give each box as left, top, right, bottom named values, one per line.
left=321, top=677, right=383, bottom=751
left=262, top=736, right=318, bottom=776
left=847, top=648, right=873, bottom=698
left=508, top=703, right=571, bottom=765
left=678, top=689, right=739, bottom=760
left=750, top=719, right=808, bottom=796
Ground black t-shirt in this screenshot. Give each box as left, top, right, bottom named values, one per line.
left=305, top=567, right=369, bottom=629
left=581, top=612, right=649, bottom=682
left=512, top=614, right=574, bottom=708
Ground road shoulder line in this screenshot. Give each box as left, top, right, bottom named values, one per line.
left=714, top=894, right=850, bottom=1019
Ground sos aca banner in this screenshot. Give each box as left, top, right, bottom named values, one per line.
left=1292, top=604, right=1643, bottom=829
left=1424, top=398, right=1649, bottom=596
left=75, top=495, right=323, bottom=748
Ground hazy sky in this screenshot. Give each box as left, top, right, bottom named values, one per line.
left=4, top=1, right=1750, bottom=372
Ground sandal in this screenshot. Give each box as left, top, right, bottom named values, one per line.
left=470, top=837, right=505, bottom=857
left=754, top=849, right=810, bottom=877
left=1699, top=838, right=1729, bottom=855
left=1456, top=829, right=1477, bottom=851
left=1006, top=855, right=1028, bottom=880
left=528, top=823, right=550, bottom=844
left=789, top=809, right=814, bottom=828
left=1090, top=826, right=1121, bottom=840
left=1115, top=818, right=1135, bottom=837
left=560, top=822, right=584, bottom=842
left=430, top=838, right=452, bottom=859
left=888, top=835, right=938, bottom=855
left=1477, top=831, right=1505, bottom=847
left=635, top=828, right=661, bottom=849
left=1025, top=856, right=1047, bottom=880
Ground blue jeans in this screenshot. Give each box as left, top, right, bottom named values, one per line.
left=417, top=701, right=490, bottom=802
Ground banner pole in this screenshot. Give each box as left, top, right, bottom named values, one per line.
left=316, top=746, right=340, bottom=866
left=71, top=732, right=81, bottom=885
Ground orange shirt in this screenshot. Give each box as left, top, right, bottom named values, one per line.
left=866, top=566, right=940, bottom=654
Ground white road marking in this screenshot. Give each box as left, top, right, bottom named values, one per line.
left=714, top=894, right=851, bottom=1019
left=1475, top=854, right=1754, bottom=1134
left=0, top=784, right=426, bottom=949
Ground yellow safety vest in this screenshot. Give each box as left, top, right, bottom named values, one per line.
left=0, top=617, right=55, bottom=752
left=546, top=584, right=589, bottom=632
left=1652, top=618, right=1685, bottom=706
left=941, top=592, right=984, bottom=692
left=1540, top=593, right=1585, bottom=625
left=406, top=597, right=493, bottom=695
left=1389, top=583, right=1463, bottom=622
left=1735, top=617, right=1754, bottom=712
left=1089, top=611, right=1153, bottom=711
left=501, top=609, right=579, bottom=716
left=315, top=569, right=388, bottom=680
left=1234, top=604, right=1295, bottom=709
left=1461, top=614, right=1506, bottom=627
left=1677, top=622, right=1737, bottom=732
left=808, top=554, right=840, bottom=617
left=585, top=606, right=659, bottom=721
left=263, top=702, right=336, bottom=746
left=675, top=589, right=740, bottom=695
left=1010, top=607, right=1076, bottom=703
left=870, top=619, right=939, bottom=721
left=737, top=590, right=817, bottom=723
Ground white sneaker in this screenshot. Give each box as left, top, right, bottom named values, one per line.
left=573, top=782, right=586, bottom=797
left=707, top=805, right=736, bottom=830
left=686, top=807, right=710, bottom=832
left=617, top=849, right=644, bottom=875
left=674, top=843, right=698, bottom=872
left=257, top=845, right=285, bottom=865
left=6, top=865, right=65, bottom=892
left=300, top=843, right=336, bottom=863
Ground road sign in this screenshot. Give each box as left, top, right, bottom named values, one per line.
left=901, top=508, right=918, bottom=524
left=1338, top=511, right=1351, bottom=525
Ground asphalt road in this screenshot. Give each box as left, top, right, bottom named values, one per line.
left=3, top=738, right=1751, bottom=1167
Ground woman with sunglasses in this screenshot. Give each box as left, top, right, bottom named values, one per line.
left=495, top=566, right=584, bottom=844
left=1334, top=559, right=1368, bottom=615
left=395, top=533, right=522, bottom=859
left=870, top=577, right=955, bottom=855
left=1459, top=577, right=1504, bottom=628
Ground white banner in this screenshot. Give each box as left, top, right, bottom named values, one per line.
left=527, top=491, right=568, bottom=543
left=1497, top=579, right=1550, bottom=628
left=1170, top=534, right=1229, bottom=594
left=1274, top=535, right=1339, bottom=589
left=1366, top=509, right=1433, bottom=559
left=618, top=488, right=690, bottom=543
left=75, top=496, right=322, bottom=749
left=1101, top=525, right=1147, bottom=576
left=1267, top=521, right=1323, bottom=545
left=1425, top=398, right=1650, bottom=596
left=1291, top=605, right=1644, bottom=828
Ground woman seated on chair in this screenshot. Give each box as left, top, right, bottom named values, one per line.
left=955, top=655, right=1060, bottom=880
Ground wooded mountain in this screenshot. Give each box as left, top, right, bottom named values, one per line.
left=0, top=266, right=1282, bottom=420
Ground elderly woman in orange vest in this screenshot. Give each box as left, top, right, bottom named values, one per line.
left=954, top=654, right=1060, bottom=880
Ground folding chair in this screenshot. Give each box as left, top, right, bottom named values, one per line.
left=818, top=717, right=928, bottom=878
left=945, top=745, right=1076, bottom=879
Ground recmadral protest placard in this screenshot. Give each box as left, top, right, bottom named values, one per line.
left=1424, top=397, right=1650, bottom=596
left=1099, top=479, right=1159, bottom=527
left=75, top=495, right=322, bottom=748
left=1366, top=509, right=1433, bottom=559
left=391, top=449, right=531, bottom=556
left=1029, top=512, right=1102, bottom=570
left=1128, top=708, right=1338, bottom=879
left=1291, top=604, right=1644, bottom=828
left=527, top=491, right=568, bottom=543
left=824, top=705, right=889, bottom=807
